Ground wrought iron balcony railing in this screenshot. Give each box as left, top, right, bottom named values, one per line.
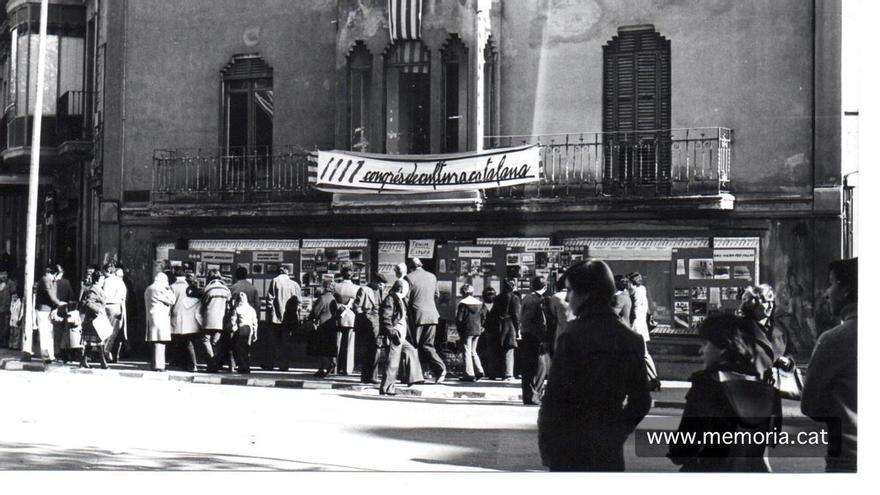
left=483, top=127, right=732, bottom=199
left=150, top=128, right=731, bottom=206
left=151, top=146, right=328, bottom=204
left=56, top=90, right=94, bottom=143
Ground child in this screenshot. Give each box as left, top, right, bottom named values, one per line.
left=8, top=293, right=23, bottom=351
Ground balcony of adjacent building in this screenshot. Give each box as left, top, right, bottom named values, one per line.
left=2, top=89, right=94, bottom=167
left=148, top=127, right=734, bottom=215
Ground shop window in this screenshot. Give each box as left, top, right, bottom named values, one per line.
left=602, top=25, right=671, bottom=188
left=483, top=36, right=499, bottom=149
left=348, top=42, right=372, bottom=152
left=221, top=54, right=273, bottom=155
left=384, top=40, right=430, bottom=154
left=442, top=35, right=468, bottom=153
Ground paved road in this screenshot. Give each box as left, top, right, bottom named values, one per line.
left=0, top=371, right=825, bottom=472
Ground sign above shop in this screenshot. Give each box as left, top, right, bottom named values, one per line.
left=408, top=239, right=435, bottom=258
left=315, top=145, right=540, bottom=194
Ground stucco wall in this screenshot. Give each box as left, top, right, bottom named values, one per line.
left=499, top=0, right=815, bottom=193
left=119, top=0, right=337, bottom=192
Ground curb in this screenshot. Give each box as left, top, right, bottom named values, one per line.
left=0, top=357, right=811, bottom=419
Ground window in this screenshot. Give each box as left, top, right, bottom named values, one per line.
left=348, top=42, right=372, bottom=152
left=384, top=41, right=430, bottom=154
left=442, top=35, right=468, bottom=153
left=603, top=25, right=670, bottom=191
left=221, top=54, right=273, bottom=155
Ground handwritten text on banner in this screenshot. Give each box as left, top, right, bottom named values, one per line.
left=315, top=145, right=540, bottom=193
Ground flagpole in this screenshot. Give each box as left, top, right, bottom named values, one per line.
left=22, top=0, right=50, bottom=358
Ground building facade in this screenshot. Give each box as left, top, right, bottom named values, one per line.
left=0, top=0, right=848, bottom=366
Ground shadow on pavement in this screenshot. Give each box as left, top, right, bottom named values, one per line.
left=337, top=392, right=530, bottom=407
left=0, top=441, right=367, bottom=471
left=359, top=426, right=543, bottom=471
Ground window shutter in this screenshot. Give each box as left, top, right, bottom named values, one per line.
left=602, top=26, right=671, bottom=190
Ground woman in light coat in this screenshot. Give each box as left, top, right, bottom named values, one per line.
left=628, top=272, right=660, bottom=390
left=170, top=273, right=210, bottom=372
left=145, top=272, right=175, bottom=371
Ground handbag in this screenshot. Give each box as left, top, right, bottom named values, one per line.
left=91, top=311, right=114, bottom=341
left=773, top=365, right=804, bottom=401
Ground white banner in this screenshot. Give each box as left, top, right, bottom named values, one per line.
left=315, top=145, right=540, bottom=193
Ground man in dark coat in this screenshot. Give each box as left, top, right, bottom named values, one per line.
left=263, top=265, right=301, bottom=371
left=519, top=275, right=556, bottom=405
left=538, top=260, right=652, bottom=472
left=403, top=258, right=446, bottom=383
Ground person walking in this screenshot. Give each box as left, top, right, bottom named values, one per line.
left=379, top=279, right=423, bottom=396
left=740, top=284, right=796, bottom=383
left=101, top=264, right=128, bottom=363
left=611, top=275, right=632, bottom=328
left=627, top=272, right=661, bottom=391
left=145, top=271, right=175, bottom=372
left=356, top=274, right=386, bottom=384
left=263, top=265, right=300, bottom=371
left=538, top=260, right=652, bottom=472
left=202, top=270, right=232, bottom=372
left=332, top=267, right=359, bottom=375
left=310, top=280, right=338, bottom=377
left=519, top=275, right=556, bottom=405
left=802, top=258, right=858, bottom=472
left=26, top=266, right=65, bottom=363
left=170, top=272, right=211, bottom=372
left=404, top=258, right=446, bottom=383
left=79, top=270, right=109, bottom=369
left=487, top=278, right=520, bottom=381
left=230, top=292, right=259, bottom=374
left=0, top=270, right=16, bottom=348
left=667, top=314, right=780, bottom=472
left=455, top=284, right=484, bottom=382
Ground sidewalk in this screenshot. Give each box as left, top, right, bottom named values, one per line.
left=0, top=348, right=806, bottom=418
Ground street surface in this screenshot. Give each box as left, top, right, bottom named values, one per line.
left=0, top=371, right=825, bottom=472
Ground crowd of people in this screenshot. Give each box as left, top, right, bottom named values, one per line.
left=0, top=255, right=858, bottom=473
left=537, top=258, right=857, bottom=474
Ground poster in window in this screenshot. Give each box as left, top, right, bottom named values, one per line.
left=733, top=266, right=752, bottom=280
left=349, top=250, right=363, bottom=261
left=251, top=263, right=264, bottom=275
left=709, top=287, right=722, bottom=307
left=692, top=302, right=707, bottom=315
left=722, top=287, right=740, bottom=301
left=714, top=266, right=730, bottom=280
left=674, top=301, right=690, bottom=314
left=676, top=259, right=686, bottom=276
left=674, top=288, right=690, bottom=299
left=690, top=315, right=706, bottom=328
left=688, top=259, right=714, bottom=279
left=691, top=286, right=708, bottom=300
left=483, top=262, right=496, bottom=276
left=438, top=280, right=453, bottom=307
left=265, top=263, right=279, bottom=274
left=439, top=259, right=447, bottom=273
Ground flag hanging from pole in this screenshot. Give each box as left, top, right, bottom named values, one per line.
left=388, top=0, right=423, bottom=41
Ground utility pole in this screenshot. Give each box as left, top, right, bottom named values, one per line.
left=22, top=0, right=50, bottom=357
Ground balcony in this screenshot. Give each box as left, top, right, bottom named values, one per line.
left=151, top=146, right=329, bottom=204
left=149, top=127, right=733, bottom=214
left=56, top=90, right=94, bottom=159
left=1, top=90, right=94, bottom=166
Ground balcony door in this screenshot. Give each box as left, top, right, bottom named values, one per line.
left=603, top=26, right=670, bottom=193
left=221, top=55, right=273, bottom=194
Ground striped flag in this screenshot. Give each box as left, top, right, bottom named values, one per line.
left=388, top=0, right=422, bottom=41
left=394, top=41, right=428, bottom=74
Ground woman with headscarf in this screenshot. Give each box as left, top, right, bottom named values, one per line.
left=739, top=284, right=796, bottom=382
left=145, top=271, right=175, bottom=371
left=668, top=314, right=781, bottom=472
left=79, top=270, right=108, bottom=369
left=378, top=279, right=423, bottom=395
left=310, top=280, right=338, bottom=377
left=487, top=278, right=521, bottom=381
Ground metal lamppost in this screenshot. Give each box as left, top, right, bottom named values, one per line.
left=22, top=0, right=50, bottom=358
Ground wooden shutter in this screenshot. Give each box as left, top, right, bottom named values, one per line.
left=602, top=26, right=671, bottom=189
